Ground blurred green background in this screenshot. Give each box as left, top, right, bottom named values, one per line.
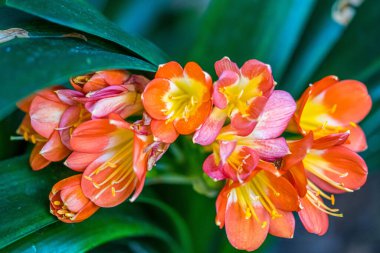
left=1, top=0, right=379, bottom=252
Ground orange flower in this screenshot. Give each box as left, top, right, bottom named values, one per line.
left=281, top=132, right=368, bottom=235
left=142, top=61, right=212, bottom=143
left=216, top=168, right=300, bottom=251
left=290, top=76, right=372, bottom=152
left=50, top=174, right=99, bottom=223
left=66, top=114, right=168, bottom=207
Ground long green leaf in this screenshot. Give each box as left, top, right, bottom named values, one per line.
left=1, top=0, right=169, bottom=65
left=0, top=37, right=156, bottom=119
left=190, top=0, right=315, bottom=78
left=3, top=209, right=177, bottom=253
left=0, top=155, right=75, bottom=248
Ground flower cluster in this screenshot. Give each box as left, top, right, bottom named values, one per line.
left=17, top=58, right=371, bottom=251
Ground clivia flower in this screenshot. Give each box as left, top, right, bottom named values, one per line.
left=203, top=90, right=296, bottom=182
left=50, top=174, right=99, bottom=223
left=289, top=76, right=372, bottom=152
left=66, top=114, right=169, bottom=207
left=215, top=168, right=300, bottom=251
left=142, top=61, right=212, bottom=143
left=281, top=131, right=368, bottom=235
left=16, top=87, right=72, bottom=170
left=194, top=57, right=275, bottom=145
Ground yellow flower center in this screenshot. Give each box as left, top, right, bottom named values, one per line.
left=162, top=77, right=207, bottom=122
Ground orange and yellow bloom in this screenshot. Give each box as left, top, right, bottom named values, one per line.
left=290, top=76, right=372, bottom=151
left=142, top=61, right=212, bottom=143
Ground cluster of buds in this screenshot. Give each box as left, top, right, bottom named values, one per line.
left=17, top=58, right=371, bottom=251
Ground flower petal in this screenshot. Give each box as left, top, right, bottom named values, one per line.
left=344, top=124, right=367, bottom=152
left=250, top=90, right=296, bottom=140
left=65, top=152, right=101, bottom=172
left=225, top=196, right=270, bottom=251
left=214, top=57, right=240, bottom=77
left=70, top=119, right=117, bottom=153
left=241, top=59, right=274, bottom=95
left=174, top=100, right=212, bottom=135
left=249, top=137, right=290, bottom=162
left=156, top=61, right=183, bottom=79
left=193, top=107, right=227, bottom=145
left=305, top=146, right=368, bottom=194
left=213, top=71, right=240, bottom=109
left=323, top=80, right=372, bottom=124
left=30, top=95, right=68, bottom=138
left=298, top=196, right=329, bottom=236
left=184, top=62, right=206, bottom=84
left=30, top=142, right=50, bottom=170
left=151, top=119, right=179, bottom=143
left=269, top=210, right=295, bottom=238
left=40, top=131, right=71, bottom=161
left=142, top=78, right=170, bottom=120
left=203, top=154, right=226, bottom=181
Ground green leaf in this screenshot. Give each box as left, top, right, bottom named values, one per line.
left=190, top=0, right=315, bottom=77
left=0, top=37, right=156, bottom=120
left=0, top=155, right=75, bottom=248
left=2, top=0, right=169, bottom=65
left=3, top=209, right=177, bottom=253
left=138, top=197, right=193, bottom=253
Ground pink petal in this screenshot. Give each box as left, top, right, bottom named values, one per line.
left=30, top=95, right=68, bottom=138
left=214, top=57, right=240, bottom=77
left=55, top=89, right=84, bottom=105
left=344, top=124, right=367, bottom=152
left=59, top=105, right=82, bottom=149
left=65, top=152, right=101, bottom=172
left=213, top=71, right=239, bottom=109
left=250, top=137, right=290, bottom=162
left=250, top=90, right=296, bottom=140
left=219, top=140, right=237, bottom=163
left=193, top=107, right=227, bottom=145
left=203, top=154, right=226, bottom=181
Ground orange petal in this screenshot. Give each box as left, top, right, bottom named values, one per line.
left=225, top=198, right=270, bottom=251
left=155, top=61, right=183, bottom=79
left=298, top=196, right=329, bottom=236
left=344, top=124, right=367, bottom=152
left=151, top=119, right=179, bottom=143
left=81, top=154, right=137, bottom=207
left=306, top=146, right=368, bottom=194
left=288, top=163, right=308, bottom=197
left=65, top=152, right=101, bottom=172
left=142, top=78, right=170, bottom=120
left=40, top=131, right=71, bottom=161
left=174, top=100, right=212, bottom=135
left=30, top=142, right=50, bottom=170
left=70, top=119, right=117, bottom=153
left=269, top=210, right=295, bottom=238
left=263, top=171, right=300, bottom=212
left=184, top=61, right=206, bottom=84
left=312, top=131, right=350, bottom=150
left=310, top=75, right=339, bottom=98
left=323, top=80, right=372, bottom=124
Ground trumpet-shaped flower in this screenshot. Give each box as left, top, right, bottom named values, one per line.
left=142, top=61, right=212, bottom=143
left=216, top=169, right=300, bottom=251
left=50, top=174, right=99, bottom=223
left=281, top=131, right=368, bottom=235
left=203, top=90, right=296, bottom=182
left=290, top=76, right=372, bottom=152
left=194, top=57, right=275, bottom=145
left=67, top=114, right=168, bottom=207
